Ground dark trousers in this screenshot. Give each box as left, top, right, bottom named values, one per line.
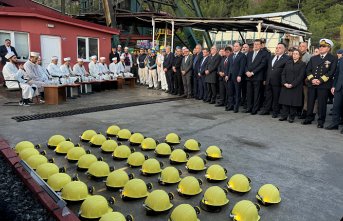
left=263, top=84, right=281, bottom=114
left=246, top=80, right=262, bottom=113
left=193, top=74, right=199, bottom=98
left=228, top=80, right=241, bottom=109
left=217, top=78, right=227, bottom=105
left=198, top=76, right=207, bottom=100
left=331, top=89, right=343, bottom=125
left=174, top=70, right=183, bottom=95
left=182, top=72, right=192, bottom=96
left=166, top=69, right=174, bottom=93
left=241, top=78, right=247, bottom=106
left=206, top=83, right=217, bottom=102
left=306, top=87, right=329, bottom=124
left=281, top=105, right=298, bottom=119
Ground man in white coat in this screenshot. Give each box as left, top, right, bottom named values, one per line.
left=36, top=57, right=53, bottom=84
left=47, top=56, right=64, bottom=84
left=98, top=57, right=112, bottom=80
left=157, top=48, right=167, bottom=90
left=60, top=57, right=77, bottom=84
left=109, top=57, right=118, bottom=77
left=89, top=55, right=102, bottom=79
left=2, top=52, right=37, bottom=106
left=23, top=52, right=46, bottom=99
left=73, top=58, right=91, bottom=81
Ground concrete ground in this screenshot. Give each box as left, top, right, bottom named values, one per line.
left=0, top=85, right=342, bottom=221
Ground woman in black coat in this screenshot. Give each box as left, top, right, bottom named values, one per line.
left=279, top=49, right=306, bottom=123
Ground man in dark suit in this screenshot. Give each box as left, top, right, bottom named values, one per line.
left=0, top=39, right=18, bottom=65
left=302, top=39, right=338, bottom=128
left=205, top=46, right=222, bottom=104
left=172, top=48, right=184, bottom=96
left=181, top=48, right=193, bottom=98
left=227, top=42, right=247, bottom=112
left=245, top=39, right=268, bottom=114
left=216, top=46, right=232, bottom=107
left=163, top=46, right=174, bottom=94
left=260, top=43, right=289, bottom=117
left=192, top=44, right=203, bottom=99
left=326, top=49, right=343, bottom=133
left=197, top=48, right=210, bottom=101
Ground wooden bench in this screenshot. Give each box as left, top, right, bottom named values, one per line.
left=44, top=85, right=66, bottom=105
left=124, top=77, right=136, bottom=88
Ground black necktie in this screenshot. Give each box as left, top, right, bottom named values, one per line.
left=321, top=55, right=324, bottom=59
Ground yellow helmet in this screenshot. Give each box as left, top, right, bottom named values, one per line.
left=87, top=161, right=113, bottom=178
left=117, top=129, right=132, bottom=141
left=165, top=133, right=181, bottom=145
left=170, top=149, right=188, bottom=164
left=141, top=137, right=157, bottom=150
left=19, top=148, right=45, bottom=161
left=129, top=132, right=145, bottom=146
left=121, top=179, right=152, bottom=200
left=100, top=212, right=133, bottom=221
left=256, top=184, right=281, bottom=205
left=47, top=135, right=66, bottom=148
left=25, top=154, right=50, bottom=170
left=184, top=139, right=201, bottom=152
left=158, top=166, right=182, bottom=185
left=230, top=200, right=260, bottom=221
left=106, top=125, right=121, bottom=137
left=101, top=139, right=119, bottom=153
left=200, top=186, right=229, bottom=212
left=15, top=141, right=35, bottom=153
left=47, top=173, right=72, bottom=191
left=144, top=190, right=174, bottom=213
left=106, top=169, right=134, bottom=189
left=227, top=174, right=251, bottom=193
left=185, top=156, right=206, bottom=172
left=77, top=154, right=98, bottom=170
left=205, top=146, right=223, bottom=160
left=90, top=134, right=107, bottom=147
left=61, top=181, right=93, bottom=201
left=127, top=152, right=148, bottom=167
left=155, top=143, right=172, bottom=156
left=66, top=146, right=88, bottom=162
left=205, top=164, right=227, bottom=181
left=113, top=145, right=134, bottom=160
left=36, top=162, right=65, bottom=180
left=54, top=141, right=75, bottom=154
left=79, top=195, right=114, bottom=219
left=177, top=176, right=202, bottom=197
left=141, top=158, right=163, bottom=175
left=80, top=130, right=97, bottom=142
left=169, top=204, right=200, bottom=221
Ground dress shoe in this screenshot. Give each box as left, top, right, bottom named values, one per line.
left=234, top=109, right=239, bottom=113
left=340, top=128, right=343, bottom=134
left=325, top=124, right=339, bottom=130
left=226, top=106, right=234, bottom=111
left=259, top=111, right=270, bottom=115
left=243, top=109, right=251, bottom=113
left=251, top=111, right=257, bottom=115
left=279, top=117, right=287, bottom=121
left=272, top=113, right=278, bottom=118
left=182, top=95, right=187, bottom=98
left=288, top=119, right=294, bottom=123
left=215, top=103, right=224, bottom=107
left=210, top=101, right=216, bottom=104
left=302, top=120, right=312, bottom=125
left=298, top=111, right=307, bottom=119
left=317, top=124, right=324, bottom=128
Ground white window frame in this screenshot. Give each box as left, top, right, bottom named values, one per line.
left=77, top=37, right=99, bottom=62
left=0, top=30, right=30, bottom=62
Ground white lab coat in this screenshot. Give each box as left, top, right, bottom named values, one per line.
left=37, top=65, right=53, bottom=84
left=47, top=63, right=63, bottom=77
left=2, top=62, right=36, bottom=99
left=116, top=62, right=125, bottom=76
left=60, top=64, right=77, bottom=84
left=23, top=60, right=46, bottom=92
left=109, top=62, right=118, bottom=74
left=88, top=61, right=101, bottom=78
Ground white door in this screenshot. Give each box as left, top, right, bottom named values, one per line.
left=40, top=35, right=61, bottom=68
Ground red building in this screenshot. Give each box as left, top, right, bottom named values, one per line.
left=0, top=0, right=119, bottom=70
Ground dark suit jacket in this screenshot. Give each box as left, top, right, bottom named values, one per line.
left=228, top=52, right=247, bottom=81
left=173, top=55, right=183, bottom=71
left=246, top=50, right=268, bottom=81
left=193, top=52, right=203, bottom=74
left=181, top=55, right=193, bottom=75
left=109, top=52, right=120, bottom=63
left=265, top=54, right=289, bottom=86
left=306, top=53, right=337, bottom=89
left=198, top=56, right=209, bottom=76
left=218, top=56, right=230, bottom=81
left=0, top=45, right=18, bottom=65
left=205, top=53, right=221, bottom=83
left=163, top=52, right=174, bottom=71
left=333, top=57, right=343, bottom=92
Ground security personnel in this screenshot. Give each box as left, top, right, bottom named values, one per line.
left=302, top=39, right=338, bottom=128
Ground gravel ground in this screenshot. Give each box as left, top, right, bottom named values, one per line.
left=0, top=155, right=56, bottom=221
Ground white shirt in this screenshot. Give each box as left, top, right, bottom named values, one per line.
left=6, top=46, right=12, bottom=53
left=60, top=64, right=73, bottom=76
left=73, top=63, right=87, bottom=76
left=272, top=55, right=280, bottom=67
left=109, top=62, right=118, bottom=74
left=47, top=63, right=64, bottom=77
left=2, top=62, right=27, bottom=88
left=88, top=61, right=101, bottom=77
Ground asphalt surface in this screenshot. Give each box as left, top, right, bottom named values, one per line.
left=0, top=86, right=343, bottom=221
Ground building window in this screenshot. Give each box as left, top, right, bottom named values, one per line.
left=0, top=31, right=29, bottom=60
left=77, top=37, right=98, bottom=60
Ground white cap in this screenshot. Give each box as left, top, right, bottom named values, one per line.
left=30, top=52, right=40, bottom=57
left=319, top=38, right=334, bottom=48
left=182, top=47, right=187, bottom=50
left=124, top=46, right=129, bottom=50
left=100, top=57, right=106, bottom=60
left=91, top=55, right=97, bottom=59
left=112, top=57, right=117, bottom=61
left=51, top=56, right=58, bottom=60
left=117, top=45, right=122, bottom=48
left=120, top=55, right=125, bottom=59
left=63, top=57, right=71, bottom=61
left=5, top=52, right=15, bottom=59
left=77, top=58, right=83, bottom=62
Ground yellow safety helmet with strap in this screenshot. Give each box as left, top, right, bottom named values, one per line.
left=101, top=139, right=119, bottom=153
left=205, top=145, right=223, bottom=160
left=19, top=148, right=45, bottom=161
left=54, top=141, right=75, bottom=154
left=47, top=172, right=72, bottom=192
left=165, top=133, right=181, bottom=145
left=36, top=162, right=65, bottom=180
left=141, top=158, right=163, bottom=175
left=15, top=141, right=36, bottom=153
left=227, top=174, right=251, bottom=193
left=100, top=212, right=133, bottom=221
left=47, top=135, right=67, bottom=148
left=256, top=184, right=281, bottom=205
left=144, top=190, right=174, bottom=213
left=186, top=156, right=206, bottom=172
left=113, top=145, right=134, bottom=160
left=169, top=204, right=200, bottom=221
left=121, top=179, right=152, bottom=200
left=230, top=200, right=260, bottom=221
left=170, top=149, right=189, bottom=164
left=25, top=154, right=51, bottom=170
left=141, top=137, right=157, bottom=150
left=117, top=129, right=132, bottom=141
left=184, top=139, right=201, bottom=152
left=80, top=130, right=97, bottom=142
left=87, top=161, right=113, bottom=178
left=106, top=125, right=121, bottom=137
left=129, top=132, right=145, bottom=146
left=200, top=186, right=229, bottom=212
left=158, top=166, right=182, bottom=185
left=90, top=134, right=107, bottom=147
left=66, top=146, right=88, bottom=162
left=155, top=143, right=173, bottom=156
left=61, top=180, right=94, bottom=201
left=177, top=176, right=202, bottom=197
left=77, top=154, right=98, bottom=170
left=205, top=164, right=227, bottom=181
left=127, top=152, right=148, bottom=167
left=79, top=195, right=114, bottom=219
left=106, top=169, right=134, bottom=189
